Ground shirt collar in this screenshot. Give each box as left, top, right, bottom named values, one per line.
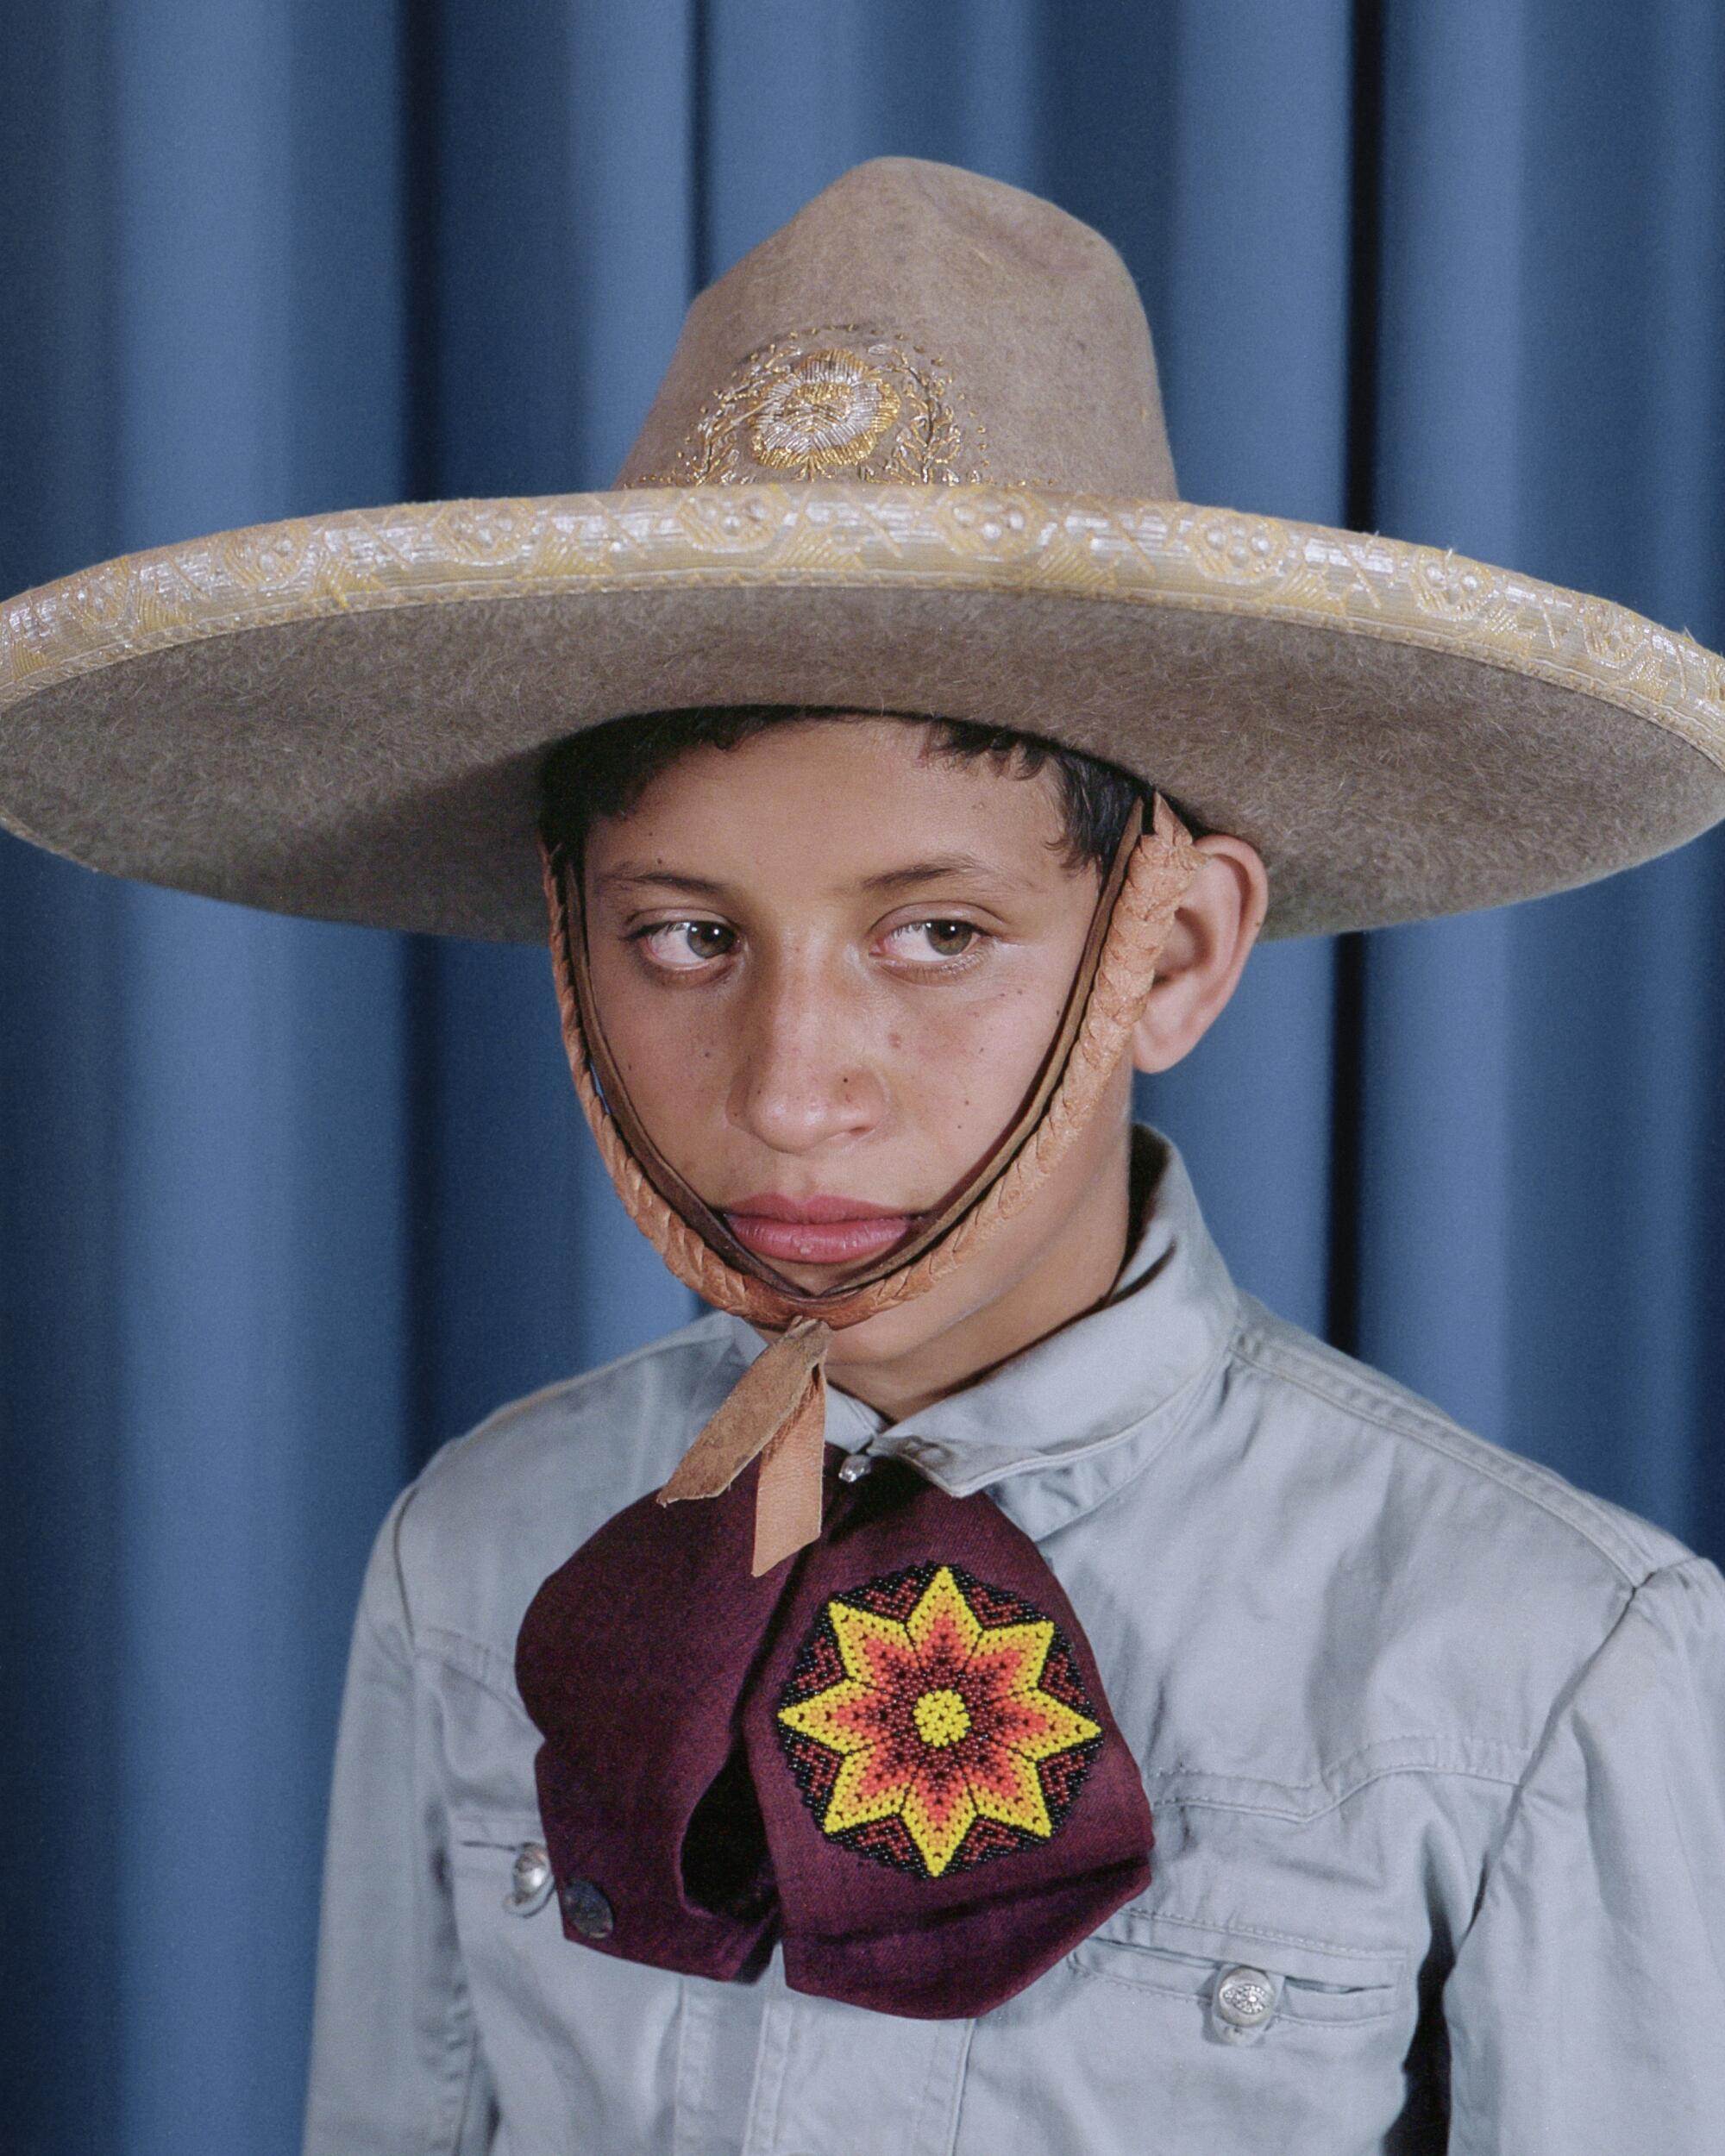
left=714, top=1125, right=1239, bottom=1544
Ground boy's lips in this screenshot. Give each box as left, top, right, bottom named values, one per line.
left=721, top=1192, right=921, bottom=1267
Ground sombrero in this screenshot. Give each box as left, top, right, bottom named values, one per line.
left=2, top=154, right=1722, bottom=942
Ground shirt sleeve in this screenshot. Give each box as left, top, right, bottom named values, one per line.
left=301, top=1487, right=498, bottom=2156
left=1445, top=1557, right=1725, bottom=2154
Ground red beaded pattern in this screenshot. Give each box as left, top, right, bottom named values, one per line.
left=775, top=1562, right=1103, bottom=1878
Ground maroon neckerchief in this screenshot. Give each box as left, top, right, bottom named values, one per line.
left=515, top=1438, right=1153, bottom=2020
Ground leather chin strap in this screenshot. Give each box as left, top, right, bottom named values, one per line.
left=542, top=794, right=1205, bottom=1576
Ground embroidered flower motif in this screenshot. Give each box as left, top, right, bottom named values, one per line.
left=640, top=325, right=981, bottom=485
left=747, top=348, right=902, bottom=477
left=775, top=1562, right=1103, bottom=1878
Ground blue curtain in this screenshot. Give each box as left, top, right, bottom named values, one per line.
left=3, top=3, right=1722, bottom=2148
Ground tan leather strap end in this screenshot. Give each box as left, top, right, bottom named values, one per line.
left=659, top=1313, right=831, bottom=1491
left=750, top=1362, right=828, bottom=1575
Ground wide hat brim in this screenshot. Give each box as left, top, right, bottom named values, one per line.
left=3, top=479, right=1722, bottom=942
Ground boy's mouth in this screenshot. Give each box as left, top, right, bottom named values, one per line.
left=721, top=1192, right=920, bottom=1267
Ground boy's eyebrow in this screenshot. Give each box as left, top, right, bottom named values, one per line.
left=857, top=853, right=1002, bottom=893
left=593, top=866, right=731, bottom=898
left=593, top=853, right=1007, bottom=899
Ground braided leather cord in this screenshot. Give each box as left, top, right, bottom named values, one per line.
left=544, top=846, right=792, bottom=1325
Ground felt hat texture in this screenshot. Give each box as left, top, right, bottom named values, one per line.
left=2, top=156, right=1722, bottom=939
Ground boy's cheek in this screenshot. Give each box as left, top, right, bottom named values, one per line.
left=608, top=998, right=1060, bottom=1181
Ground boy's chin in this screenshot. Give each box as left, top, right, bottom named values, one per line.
left=814, top=1277, right=991, bottom=1369
left=756, top=1251, right=901, bottom=1297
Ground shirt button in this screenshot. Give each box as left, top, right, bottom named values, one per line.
left=503, top=1842, right=554, bottom=1916
left=559, top=1876, right=615, bottom=1939
left=837, top=1452, right=874, bottom=1482
left=1213, top=1965, right=1278, bottom=2037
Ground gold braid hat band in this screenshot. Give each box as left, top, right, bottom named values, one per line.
left=543, top=794, right=1205, bottom=1575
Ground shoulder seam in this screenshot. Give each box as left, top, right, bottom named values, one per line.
left=386, top=1319, right=743, bottom=1651
left=1230, top=1325, right=1655, bottom=1588
left=443, top=1315, right=733, bottom=1451
left=355, top=1589, right=414, bottom=1672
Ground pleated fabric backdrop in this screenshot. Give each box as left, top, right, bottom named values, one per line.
left=3, top=3, right=1722, bottom=2149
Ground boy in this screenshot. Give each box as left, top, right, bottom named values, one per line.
left=3, top=159, right=1724, bottom=2152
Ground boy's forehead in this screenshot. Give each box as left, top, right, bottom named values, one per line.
left=618, top=715, right=1063, bottom=820
left=586, top=716, right=1079, bottom=884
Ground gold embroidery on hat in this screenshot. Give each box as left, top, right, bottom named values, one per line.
left=646, top=326, right=986, bottom=486
left=749, top=349, right=901, bottom=477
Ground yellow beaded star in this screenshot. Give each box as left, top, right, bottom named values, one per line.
left=778, top=1564, right=1101, bottom=1877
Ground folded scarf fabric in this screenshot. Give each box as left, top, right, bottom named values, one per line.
left=515, top=1440, right=1153, bottom=2020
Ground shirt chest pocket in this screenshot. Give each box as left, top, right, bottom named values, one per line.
left=955, top=1905, right=1421, bottom=2154
left=1069, top=1908, right=1407, bottom=2047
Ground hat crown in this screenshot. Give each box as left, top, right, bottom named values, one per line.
left=617, top=158, right=1177, bottom=497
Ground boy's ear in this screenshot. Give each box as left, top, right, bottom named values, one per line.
left=1130, top=834, right=1270, bottom=1076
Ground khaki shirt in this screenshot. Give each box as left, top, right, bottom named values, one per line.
left=303, top=1130, right=1725, bottom=2153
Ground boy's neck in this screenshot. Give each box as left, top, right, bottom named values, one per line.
left=814, top=1121, right=1147, bottom=1425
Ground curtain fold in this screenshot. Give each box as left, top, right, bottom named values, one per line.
left=3, top=4, right=1721, bottom=2149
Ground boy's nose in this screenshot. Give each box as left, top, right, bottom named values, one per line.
left=726, top=963, right=886, bottom=1154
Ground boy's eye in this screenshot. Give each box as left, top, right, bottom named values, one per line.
left=884, top=919, right=981, bottom=963
left=639, top=920, right=737, bottom=969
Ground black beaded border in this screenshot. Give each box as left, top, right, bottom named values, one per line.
left=775, top=1559, right=1102, bottom=1879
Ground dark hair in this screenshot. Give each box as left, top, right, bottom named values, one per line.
left=539, top=705, right=1153, bottom=875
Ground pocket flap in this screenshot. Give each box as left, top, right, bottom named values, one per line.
left=1070, top=1904, right=1408, bottom=2026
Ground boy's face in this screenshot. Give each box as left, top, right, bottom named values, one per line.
left=580, top=716, right=1144, bottom=1409
left=580, top=713, right=1267, bottom=1414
